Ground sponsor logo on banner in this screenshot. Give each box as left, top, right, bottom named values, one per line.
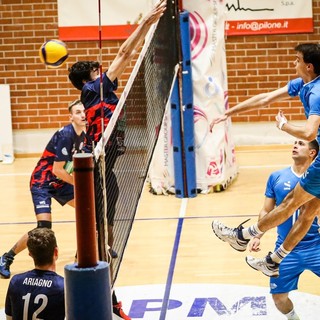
left=225, top=0, right=313, bottom=35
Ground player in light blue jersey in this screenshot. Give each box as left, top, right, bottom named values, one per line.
left=5, top=228, right=64, bottom=320
left=210, top=43, right=320, bottom=277
left=248, top=139, right=320, bottom=320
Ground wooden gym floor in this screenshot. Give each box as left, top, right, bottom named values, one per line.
left=0, top=145, right=319, bottom=319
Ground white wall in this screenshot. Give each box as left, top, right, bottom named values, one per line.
left=0, top=85, right=14, bottom=163
left=12, top=121, right=300, bottom=155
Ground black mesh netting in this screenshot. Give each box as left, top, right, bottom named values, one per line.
left=94, top=0, right=180, bottom=284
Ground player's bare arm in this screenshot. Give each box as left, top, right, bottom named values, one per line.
left=278, top=113, right=320, bottom=141
left=107, top=0, right=167, bottom=82
left=249, top=197, right=275, bottom=252
left=210, top=85, right=290, bottom=132
left=52, top=161, right=74, bottom=185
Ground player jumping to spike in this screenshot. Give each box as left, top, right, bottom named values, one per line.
left=210, top=43, right=320, bottom=278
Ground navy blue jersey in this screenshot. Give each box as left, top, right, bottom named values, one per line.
left=5, top=269, right=65, bottom=320
left=30, top=124, right=86, bottom=189
left=81, top=72, right=119, bottom=143
left=265, top=166, right=320, bottom=250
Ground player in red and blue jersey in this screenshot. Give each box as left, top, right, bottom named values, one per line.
left=5, top=228, right=64, bottom=320
left=0, top=100, right=87, bottom=279
left=67, top=3, right=167, bottom=319
left=248, top=140, right=320, bottom=319
left=68, top=0, right=167, bottom=258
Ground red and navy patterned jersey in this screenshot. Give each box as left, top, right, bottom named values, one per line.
left=5, top=269, right=65, bottom=320
left=81, top=72, right=119, bottom=143
left=30, top=124, right=86, bottom=189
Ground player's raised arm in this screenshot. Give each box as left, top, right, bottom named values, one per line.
left=107, top=0, right=167, bottom=82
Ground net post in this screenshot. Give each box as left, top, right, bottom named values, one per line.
left=73, top=153, right=98, bottom=267
left=179, top=10, right=196, bottom=198
left=171, top=77, right=185, bottom=198
left=65, top=153, right=113, bottom=320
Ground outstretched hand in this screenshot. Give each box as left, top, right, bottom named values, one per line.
left=145, top=0, right=167, bottom=26
left=275, top=110, right=288, bottom=130
left=209, top=114, right=228, bottom=132
left=248, top=237, right=261, bottom=252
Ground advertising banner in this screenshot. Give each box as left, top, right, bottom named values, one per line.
left=57, top=0, right=153, bottom=40
left=58, top=1, right=313, bottom=41
left=225, top=0, right=313, bottom=35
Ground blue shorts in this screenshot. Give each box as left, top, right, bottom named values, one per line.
left=300, top=156, right=320, bottom=199
left=30, top=183, right=74, bottom=214
left=270, top=242, right=320, bottom=294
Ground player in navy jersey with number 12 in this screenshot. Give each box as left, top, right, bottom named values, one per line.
left=5, top=228, right=64, bottom=320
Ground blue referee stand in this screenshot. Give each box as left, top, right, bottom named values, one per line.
left=64, top=153, right=113, bottom=320
left=171, top=10, right=197, bottom=198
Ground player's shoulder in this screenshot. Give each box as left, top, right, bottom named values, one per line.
left=10, top=270, right=34, bottom=285
left=59, top=123, right=73, bottom=133
left=56, top=124, right=75, bottom=139
left=269, top=166, right=291, bottom=179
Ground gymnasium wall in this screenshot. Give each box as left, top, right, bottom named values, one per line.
left=227, top=0, right=320, bottom=123
left=0, top=0, right=320, bottom=152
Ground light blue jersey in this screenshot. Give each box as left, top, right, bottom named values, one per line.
left=265, top=166, right=320, bottom=251
left=265, top=166, right=320, bottom=294
left=288, top=77, right=320, bottom=198
left=288, top=77, right=320, bottom=124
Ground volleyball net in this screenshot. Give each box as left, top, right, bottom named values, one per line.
left=94, top=0, right=180, bottom=284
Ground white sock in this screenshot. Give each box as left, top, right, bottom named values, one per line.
left=284, top=308, right=300, bottom=320
left=242, top=223, right=263, bottom=240
left=271, top=245, right=290, bottom=264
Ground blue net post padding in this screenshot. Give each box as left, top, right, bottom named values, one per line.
left=180, top=11, right=197, bottom=198
left=64, top=261, right=112, bottom=320
left=171, top=77, right=185, bottom=198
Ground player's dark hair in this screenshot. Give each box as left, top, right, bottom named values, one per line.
left=295, top=43, right=320, bottom=75
left=27, top=228, right=57, bottom=266
left=68, top=61, right=100, bottom=90
left=308, top=139, right=319, bottom=159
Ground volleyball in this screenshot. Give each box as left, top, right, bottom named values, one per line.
left=39, top=39, right=68, bottom=68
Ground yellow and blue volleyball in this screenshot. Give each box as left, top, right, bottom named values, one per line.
left=39, top=39, right=68, bottom=68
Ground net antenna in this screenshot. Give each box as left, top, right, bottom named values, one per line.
left=178, top=0, right=183, bottom=11
left=97, top=0, right=110, bottom=262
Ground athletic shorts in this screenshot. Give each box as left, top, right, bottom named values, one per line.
left=30, top=184, right=74, bottom=214
left=270, top=242, right=320, bottom=294
left=300, top=156, right=320, bottom=199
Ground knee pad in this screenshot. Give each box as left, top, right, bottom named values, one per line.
left=37, top=220, right=52, bottom=229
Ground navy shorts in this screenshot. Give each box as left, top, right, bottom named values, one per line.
left=30, top=183, right=74, bottom=214
left=300, top=155, right=320, bottom=199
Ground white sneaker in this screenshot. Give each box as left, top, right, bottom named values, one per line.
left=211, top=220, right=249, bottom=252
left=246, top=253, right=279, bottom=277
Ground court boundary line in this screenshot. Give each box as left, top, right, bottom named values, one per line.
left=159, top=198, right=188, bottom=320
